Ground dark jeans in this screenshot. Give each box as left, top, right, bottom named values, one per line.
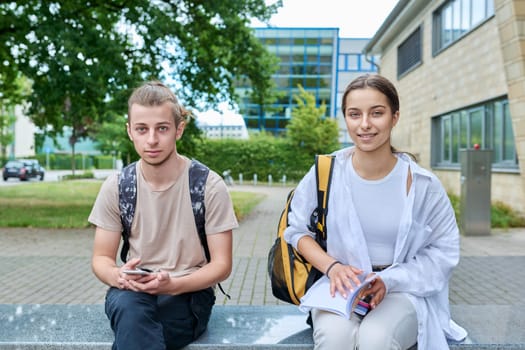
left=105, top=287, right=215, bottom=350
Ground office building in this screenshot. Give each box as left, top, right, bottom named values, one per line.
left=237, top=28, right=377, bottom=138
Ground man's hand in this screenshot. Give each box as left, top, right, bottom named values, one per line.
left=125, top=271, right=172, bottom=295
left=118, top=258, right=156, bottom=290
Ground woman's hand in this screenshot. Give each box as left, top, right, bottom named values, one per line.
left=361, top=276, right=387, bottom=309
left=326, top=262, right=363, bottom=298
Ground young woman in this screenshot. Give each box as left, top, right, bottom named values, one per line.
left=284, top=74, right=467, bottom=349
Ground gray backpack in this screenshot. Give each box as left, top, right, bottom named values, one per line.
left=118, top=159, right=210, bottom=263
left=117, top=159, right=229, bottom=297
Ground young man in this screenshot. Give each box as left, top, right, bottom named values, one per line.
left=89, top=81, right=238, bottom=350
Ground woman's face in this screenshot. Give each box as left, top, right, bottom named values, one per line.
left=343, top=87, right=399, bottom=154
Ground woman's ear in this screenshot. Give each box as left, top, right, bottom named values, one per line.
left=392, top=110, right=400, bottom=128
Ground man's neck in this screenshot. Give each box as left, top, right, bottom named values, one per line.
left=139, top=154, right=186, bottom=191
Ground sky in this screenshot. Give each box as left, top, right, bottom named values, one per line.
left=251, top=0, right=399, bottom=38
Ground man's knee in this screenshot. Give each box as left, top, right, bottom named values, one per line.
left=105, top=289, right=156, bottom=324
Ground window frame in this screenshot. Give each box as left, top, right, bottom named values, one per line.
left=431, top=97, right=519, bottom=171
left=397, top=26, right=423, bottom=78
left=432, top=0, right=495, bottom=56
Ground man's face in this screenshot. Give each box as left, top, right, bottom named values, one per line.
left=126, top=103, right=184, bottom=166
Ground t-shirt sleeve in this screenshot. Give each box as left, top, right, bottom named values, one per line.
left=88, top=173, right=122, bottom=233
left=203, top=170, right=239, bottom=235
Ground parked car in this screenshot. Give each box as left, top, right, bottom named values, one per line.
left=2, top=159, right=45, bottom=181
left=20, top=159, right=45, bottom=180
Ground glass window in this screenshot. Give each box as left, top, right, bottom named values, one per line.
left=398, top=27, right=422, bottom=77
left=432, top=98, right=518, bottom=169
left=452, top=0, right=461, bottom=40
left=306, top=54, right=319, bottom=63
left=471, top=0, right=486, bottom=25
left=304, top=77, right=318, bottom=88
left=452, top=113, right=461, bottom=163
left=442, top=4, right=453, bottom=47
left=503, top=103, right=515, bottom=160
left=469, top=108, right=483, bottom=147
left=319, top=55, right=333, bottom=64
left=460, top=0, right=470, bottom=34
left=443, top=116, right=452, bottom=162
left=433, top=0, right=494, bottom=54
left=347, top=55, right=358, bottom=70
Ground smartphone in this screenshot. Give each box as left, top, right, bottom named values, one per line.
left=123, top=268, right=154, bottom=276
left=353, top=295, right=372, bottom=319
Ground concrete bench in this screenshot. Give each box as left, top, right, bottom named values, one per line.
left=1, top=304, right=524, bottom=349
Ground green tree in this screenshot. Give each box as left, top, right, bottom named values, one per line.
left=94, top=113, right=134, bottom=165
left=286, top=86, right=340, bottom=164
left=176, top=116, right=204, bottom=159
left=0, top=0, right=281, bottom=171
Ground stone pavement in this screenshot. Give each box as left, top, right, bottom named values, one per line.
left=0, top=184, right=524, bottom=308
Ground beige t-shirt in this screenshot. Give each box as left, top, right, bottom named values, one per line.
left=88, top=158, right=239, bottom=277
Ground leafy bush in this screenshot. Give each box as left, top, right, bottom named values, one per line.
left=448, top=192, right=525, bottom=229
left=61, top=171, right=95, bottom=180
left=491, top=201, right=525, bottom=228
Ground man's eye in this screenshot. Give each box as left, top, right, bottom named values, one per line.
left=136, top=127, right=146, bottom=133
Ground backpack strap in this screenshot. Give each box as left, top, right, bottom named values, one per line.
left=118, top=161, right=138, bottom=263
left=307, top=154, right=335, bottom=250
left=188, top=159, right=210, bottom=261
left=189, top=159, right=230, bottom=298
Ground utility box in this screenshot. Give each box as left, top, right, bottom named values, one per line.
left=459, top=149, right=492, bottom=235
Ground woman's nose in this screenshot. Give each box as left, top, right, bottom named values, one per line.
left=360, top=115, right=371, bottom=129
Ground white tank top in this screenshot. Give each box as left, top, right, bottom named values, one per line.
left=348, top=156, right=409, bottom=266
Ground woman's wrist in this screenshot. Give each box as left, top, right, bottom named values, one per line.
left=325, top=260, right=341, bottom=277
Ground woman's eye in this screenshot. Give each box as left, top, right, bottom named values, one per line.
left=348, top=112, right=360, bottom=118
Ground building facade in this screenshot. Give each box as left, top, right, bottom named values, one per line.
left=237, top=27, right=377, bottom=141
left=3, top=105, right=36, bottom=159
left=363, top=0, right=525, bottom=214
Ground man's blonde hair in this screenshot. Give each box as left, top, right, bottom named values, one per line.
left=128, top=81, right=189, bottom=126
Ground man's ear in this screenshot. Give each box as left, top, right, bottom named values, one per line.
left=126, top=122, right=133, bottom=141
left=175, top=121, right=186, bottom=141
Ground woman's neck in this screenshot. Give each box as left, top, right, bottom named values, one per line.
left=351, top=149, right=398, bottom=180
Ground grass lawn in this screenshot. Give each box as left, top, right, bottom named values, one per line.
left=0, top=180, right=266, bottom=229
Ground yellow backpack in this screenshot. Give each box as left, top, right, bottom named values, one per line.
left=267, top=154, right=335, bottom=305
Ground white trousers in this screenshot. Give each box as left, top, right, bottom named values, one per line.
left=311, top=292, right=418, bottom=350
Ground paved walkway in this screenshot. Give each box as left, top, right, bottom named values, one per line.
left=1, top=184, right=524, bottom=307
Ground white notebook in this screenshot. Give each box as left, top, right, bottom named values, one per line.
left=299, top=275, right=377, bottom=319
